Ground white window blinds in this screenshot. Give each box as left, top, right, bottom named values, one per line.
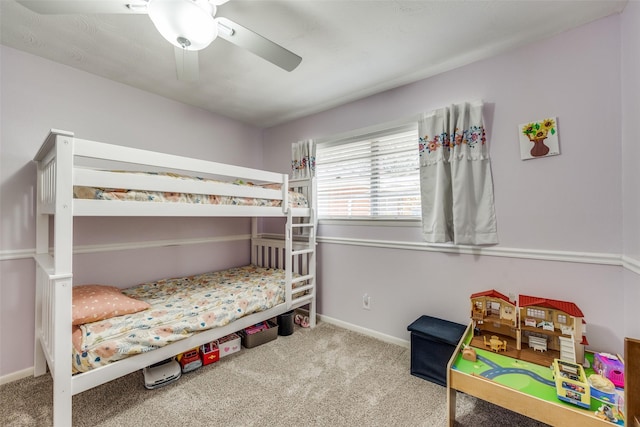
left=316, top=124, right=420, bottom=219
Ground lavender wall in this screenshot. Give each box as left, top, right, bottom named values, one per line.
left=621, top=1, right=640, bottom=340
left=263, top=14, right=638, bottom=353
left=1, top=7, right=638, bottom=381
left=0, top=46, right=262, bottom=377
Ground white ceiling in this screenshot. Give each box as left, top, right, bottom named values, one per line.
left=0, top=0, right=628, bottom=127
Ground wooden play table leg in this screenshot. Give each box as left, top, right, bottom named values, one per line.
left=447, top=384, right=456, bottom=426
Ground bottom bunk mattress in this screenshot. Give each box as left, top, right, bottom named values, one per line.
left=72, top=265, right=292, bottom=373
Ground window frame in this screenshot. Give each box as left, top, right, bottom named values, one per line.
left=315, top=121, right=421, bottom=223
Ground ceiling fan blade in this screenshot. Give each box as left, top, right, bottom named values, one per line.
left=174, top=47, right=199, bottom=82
left=16, top=0, right=148, bottom=14
left=215, top=17, right=301, bottom=72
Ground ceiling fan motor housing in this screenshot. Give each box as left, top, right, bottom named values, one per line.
left=148, top=0, right=218, bottom=51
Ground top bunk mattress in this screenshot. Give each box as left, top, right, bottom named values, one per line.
left=73, top=172, right=309, bottom=208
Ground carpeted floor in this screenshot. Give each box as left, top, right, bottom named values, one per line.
left=1, top=321, right=549, bottom=426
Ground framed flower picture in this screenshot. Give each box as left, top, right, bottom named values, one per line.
left=519, top=117, right=560, bottom=160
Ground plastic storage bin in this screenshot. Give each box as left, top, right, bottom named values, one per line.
left=240, top=320, right=278, bottom=348
left=407, top=315, right=466, bottom=387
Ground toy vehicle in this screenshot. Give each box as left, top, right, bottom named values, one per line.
left=178, top=348, right=202, bottom=373
left=143, top=358, right=181, bottom=389
left=552, top=359, right=590, bottom=409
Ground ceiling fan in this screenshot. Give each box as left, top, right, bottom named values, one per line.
left=16, top=0, right=303, bottom=81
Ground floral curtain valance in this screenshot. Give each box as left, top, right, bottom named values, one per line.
left=418, top=102, right=488, bottom=166
left=291, top=139, right=316, bottom=179
left=418, top=101, right=498, bottom=245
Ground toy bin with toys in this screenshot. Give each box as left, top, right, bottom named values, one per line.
left=240, top=320, right=278, bottom=348
left=200, top=341, right=220, bottom=366
left=593, top=352, right=625, bottom=388
left=217, top=333, right=241, bottom=358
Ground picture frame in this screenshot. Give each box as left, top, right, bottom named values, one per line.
left=519, top=117, right=560, bottom=160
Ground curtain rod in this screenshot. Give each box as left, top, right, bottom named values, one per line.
left=310, top=99, right=485, bottom=145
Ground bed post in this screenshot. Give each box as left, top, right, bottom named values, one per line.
left=34, top=131, right=75, bottom=426
left=308, top=194, right=317, bottom=328
left=34, top=151, right=49, bottom=377
left=251, top=217, right=258, bottom=265
left=306, top=177, right=317, bottom=327
left=53, top=133, right=74, bottom=427
left=284, top=210, right=293, bottom=309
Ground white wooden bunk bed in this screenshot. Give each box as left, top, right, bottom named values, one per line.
left=33, top=129, right=316, bottom=426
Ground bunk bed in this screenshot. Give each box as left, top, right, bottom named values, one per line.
left=33, top=129, right=317, bottom=426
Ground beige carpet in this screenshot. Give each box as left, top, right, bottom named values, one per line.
left=1, top=321, right=549, bottom=426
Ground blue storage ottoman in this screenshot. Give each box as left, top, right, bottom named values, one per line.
left=407, top=315, right=466, bottom=387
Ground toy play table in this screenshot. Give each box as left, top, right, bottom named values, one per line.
left=447, top=323, right=624, bottom=427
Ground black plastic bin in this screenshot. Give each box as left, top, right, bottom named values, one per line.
left=277, top=310, right=295, bottom=336
left=407, top=315, right=466, bottom=387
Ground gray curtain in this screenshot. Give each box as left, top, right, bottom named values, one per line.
left=418, top=101, right=498, bottom=245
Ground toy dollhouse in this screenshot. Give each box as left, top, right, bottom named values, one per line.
left=470, top=290, right=588, bottom=364
left=470, top=289, right=517, bottom=330
left=519, top=294, right=588, bottom=364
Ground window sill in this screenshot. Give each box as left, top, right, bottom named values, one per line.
left=318, top=218, right=421, bottom=227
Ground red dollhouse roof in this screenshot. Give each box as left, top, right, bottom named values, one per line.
left=581, top=335, right=589, bottom=346
left=470, top=289, right=512, bottom=303
left=519, top=295, right=584, bottom=318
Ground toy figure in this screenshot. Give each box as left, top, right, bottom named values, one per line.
left=595, top=404, right=617, bottom=423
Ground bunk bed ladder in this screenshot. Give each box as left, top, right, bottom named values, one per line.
left=249, top=184, right=316, bottom=327
left=286, top=208, right=316, bottom=327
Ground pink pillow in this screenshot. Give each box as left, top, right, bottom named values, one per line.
left=72, top=284, right=150, bottom=325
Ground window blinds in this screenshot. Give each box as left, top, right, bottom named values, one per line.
left=316, top=124, right=420, bottom=219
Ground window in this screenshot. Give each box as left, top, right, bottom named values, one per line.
left=316, top=124, right=420, bottom=220
left=557, top=314, right=567, bottom=324
left=527, top=308, right=546, bottom=319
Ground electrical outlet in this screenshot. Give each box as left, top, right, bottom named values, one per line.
left=362, top=293, right=371, bottom=310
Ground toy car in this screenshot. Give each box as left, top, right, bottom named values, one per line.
left=552, top=359, right=590, bottom=409
left=143, top=358, right=181, bottom=389
left=178, top=348, right=203, bottom=373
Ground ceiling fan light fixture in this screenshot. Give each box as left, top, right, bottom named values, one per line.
left=148, top=0, right=218, bottom=51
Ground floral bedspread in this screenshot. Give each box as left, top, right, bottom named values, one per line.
left=73, top=172, right=308, bottom=207
left=72, top=265, right=289, bottom=373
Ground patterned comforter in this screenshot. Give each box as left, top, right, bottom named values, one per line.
left=73, top=172, right=309, bottom=207
left=72, top=265, right=291, bottom=373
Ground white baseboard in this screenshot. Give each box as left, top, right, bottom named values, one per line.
left=0, top=367, right=33, bottom=385
left=0, top=315, right=407, bottom=385
left=317, top=314, right=410, bottom=349
left=0, top=317, right=405, bottom=384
